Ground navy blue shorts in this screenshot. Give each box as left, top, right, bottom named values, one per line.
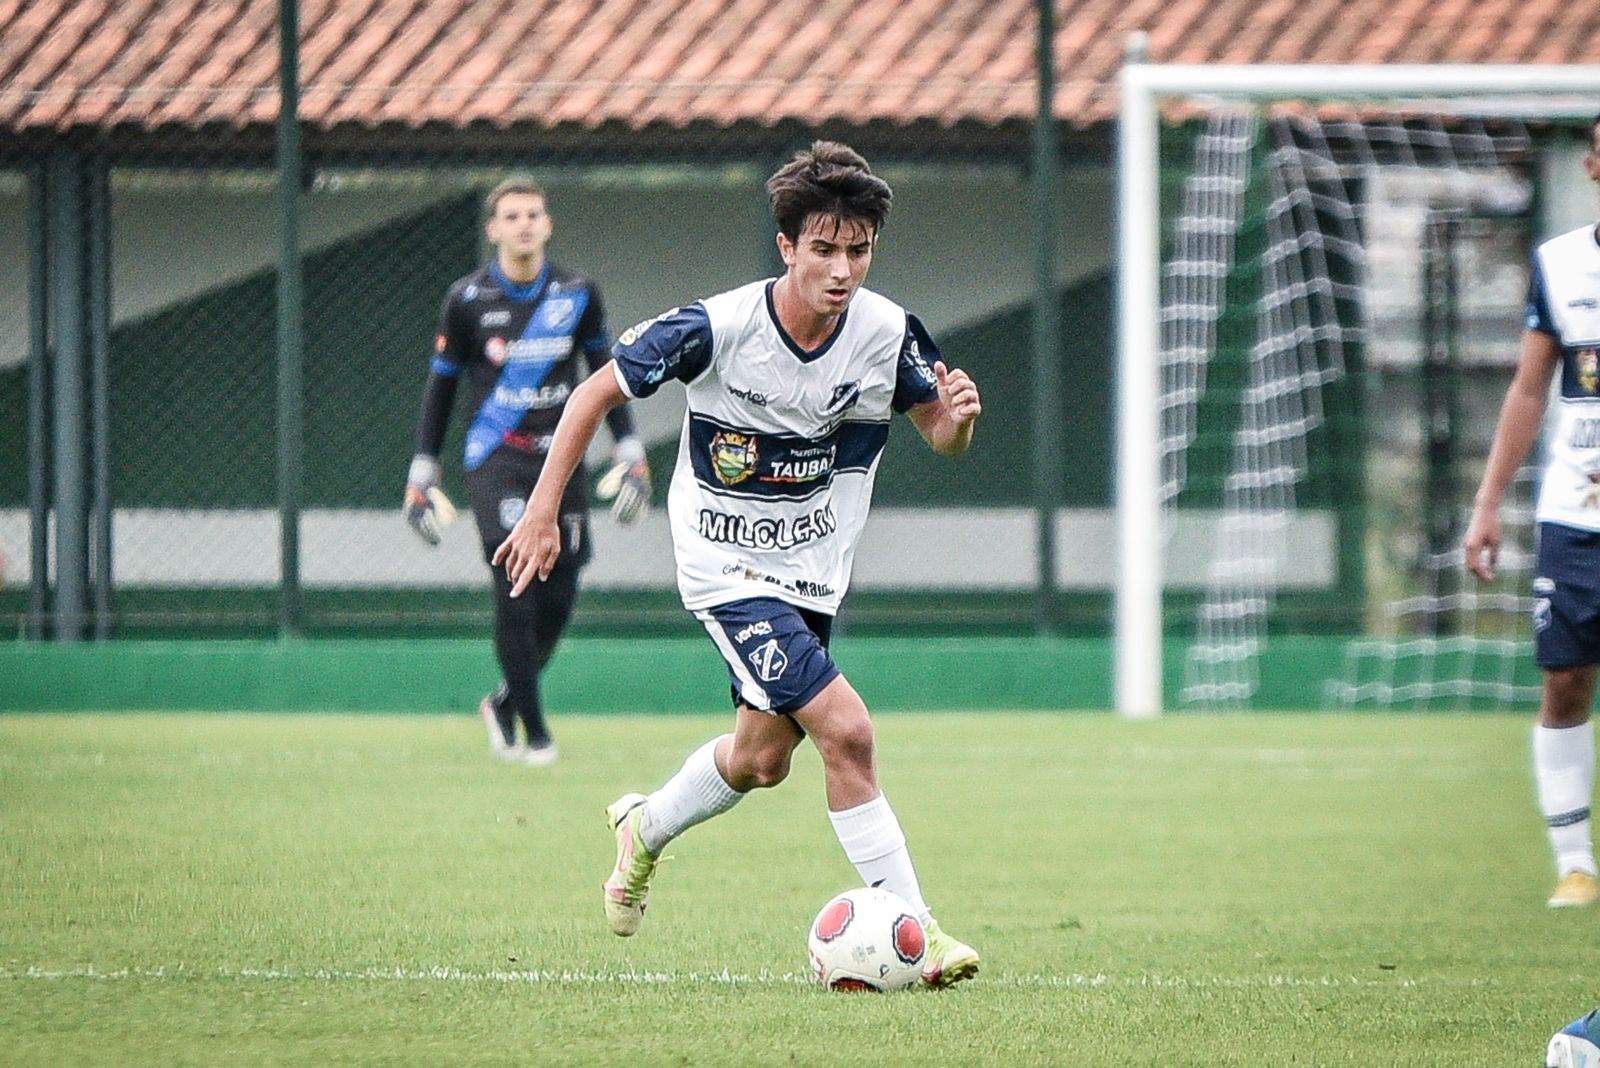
left=695, top=597, right=840, bottom=712
left=1533, top=522, right=1600, bottom=669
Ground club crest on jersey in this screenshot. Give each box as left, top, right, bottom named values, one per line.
left=485, top=337, right=509, bottom=366
left=710, top=431, right=759, bottom=485
left=1580, top=349, right=1599, bottom=393
left=825, top=381, right=861, bottom=415
left=538, top=296, right=578, bottom=332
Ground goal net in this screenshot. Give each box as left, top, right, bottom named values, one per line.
left=1116, top=63, right=1600, bottom=715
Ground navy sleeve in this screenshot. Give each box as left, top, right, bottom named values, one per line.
left=892, top=313, right=942, bottom=413
left=612, top=304, right=715, bottom=399
left=1526, top=259, right=1558, bottom=337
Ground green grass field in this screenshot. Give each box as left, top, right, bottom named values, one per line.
left=0, top=710, right=1585, bottom=1066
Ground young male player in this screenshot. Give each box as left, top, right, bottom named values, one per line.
left=405, top=177, right=651, bottom=766
left=493, top=142, right=982, bottom=986
left=1465, top=114, right=1600, bottom=908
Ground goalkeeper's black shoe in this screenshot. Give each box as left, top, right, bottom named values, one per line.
left=478, top=692, right=521, bottom=762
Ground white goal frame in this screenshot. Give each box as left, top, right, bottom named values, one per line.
left=1115, top=59, right=1600, bottom=718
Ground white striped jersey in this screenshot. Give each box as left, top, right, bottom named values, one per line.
left=1528, top=224, right=1600, bottom=530
left=611, top=279, right=941, bottom=614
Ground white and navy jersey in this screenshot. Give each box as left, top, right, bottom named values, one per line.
left=1528, top=224, right=1600, bottom=531
left=611, top=279, right=941, bottom=614
left=433, top=261, right=611, bottom=471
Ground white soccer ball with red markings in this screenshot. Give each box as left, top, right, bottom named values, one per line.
left=807, top=886, right=926, bottom=992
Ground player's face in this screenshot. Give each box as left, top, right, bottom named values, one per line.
left=486, top=193, right=552, bottom=260
left=777, top=214, right=876, bottom=318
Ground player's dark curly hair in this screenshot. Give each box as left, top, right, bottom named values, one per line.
left=765, top=141, right=893, bottom=242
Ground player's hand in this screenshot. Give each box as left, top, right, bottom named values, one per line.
left=597, top=437, right=652, bottom=525
left=492, top=505, right=561, bottom=597
left=403, top=454, right=457, bottom=547
left=1463, top=503, right=1501, bottom=582
left=935, top=361, right=981, bottom=425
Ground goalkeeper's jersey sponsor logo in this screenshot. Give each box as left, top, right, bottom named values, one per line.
left=493, top=382, right=572, bottom=411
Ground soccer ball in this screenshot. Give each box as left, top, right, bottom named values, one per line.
left=1548, top=1010, right=1600, bottom=1068
left=806, top=886, right=926, bottom=992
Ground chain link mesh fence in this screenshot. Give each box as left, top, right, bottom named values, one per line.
left=4, top=103, right=1097, bottom=639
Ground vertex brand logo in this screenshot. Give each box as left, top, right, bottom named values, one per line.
left=727, top=384, right=769, bottom=406
left=480, top=310, right=512, bottom=327
left=1569, top=298, right=1599, bottom=309
left=733, top=620, right=773, bottom=643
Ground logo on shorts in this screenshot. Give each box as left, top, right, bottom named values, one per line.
left=498, top=497, right=525, bottom=530
left=1534, top=597, right=1552, bottom=633
left=710, top=431, right=759, bottom=486
left=748, top=638, right=789, bottom=682
left=734, top=620, right=773, bottom=643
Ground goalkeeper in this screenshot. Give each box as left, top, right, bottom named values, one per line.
left=405, top=176, right=651, bottom=766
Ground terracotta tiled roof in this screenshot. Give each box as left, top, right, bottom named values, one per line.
left=1, top=0, right=1598, bottom=135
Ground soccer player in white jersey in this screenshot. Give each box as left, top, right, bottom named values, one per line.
left=1466, top=113, right=1600, bottom=908
left=494, top=141, right=982, bottom=985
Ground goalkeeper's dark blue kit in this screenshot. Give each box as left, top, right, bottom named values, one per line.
left=417, top=259, right=636, bottom=565
left=414, top=258, right=636, bottom=752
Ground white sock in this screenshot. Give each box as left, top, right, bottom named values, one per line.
left=828, top=793, right=932, bottom=927
left=1534, top=721, right=1597, bottom=877
left=639, top=735, right=743, bottom=854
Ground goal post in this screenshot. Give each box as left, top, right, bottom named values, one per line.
left=1115, top=58, right=1600, bottom=718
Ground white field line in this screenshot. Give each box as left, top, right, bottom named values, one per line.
left=0, top=964, right=1497, bottom=989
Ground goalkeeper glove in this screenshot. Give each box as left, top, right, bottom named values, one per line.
left=597, top=437, right=651, bottom=525
left=403, top=454, right=458, bottom=546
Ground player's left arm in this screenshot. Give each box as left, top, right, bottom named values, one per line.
left=894, top=315, right=979, bottom=457
left=907, top=363, right=981, bottom=457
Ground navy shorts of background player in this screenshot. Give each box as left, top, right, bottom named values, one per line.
left=1533, top=523, right=1600, bottom=669
left=415, top=259, right=639, bottom=754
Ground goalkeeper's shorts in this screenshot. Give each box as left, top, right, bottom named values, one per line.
left=465, top=449, right=592, bottom=570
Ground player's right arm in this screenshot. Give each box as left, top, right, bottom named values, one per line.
left=1464, top=327, right=1561, bottom=582
left=405, top=287, right=473, bottom=546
